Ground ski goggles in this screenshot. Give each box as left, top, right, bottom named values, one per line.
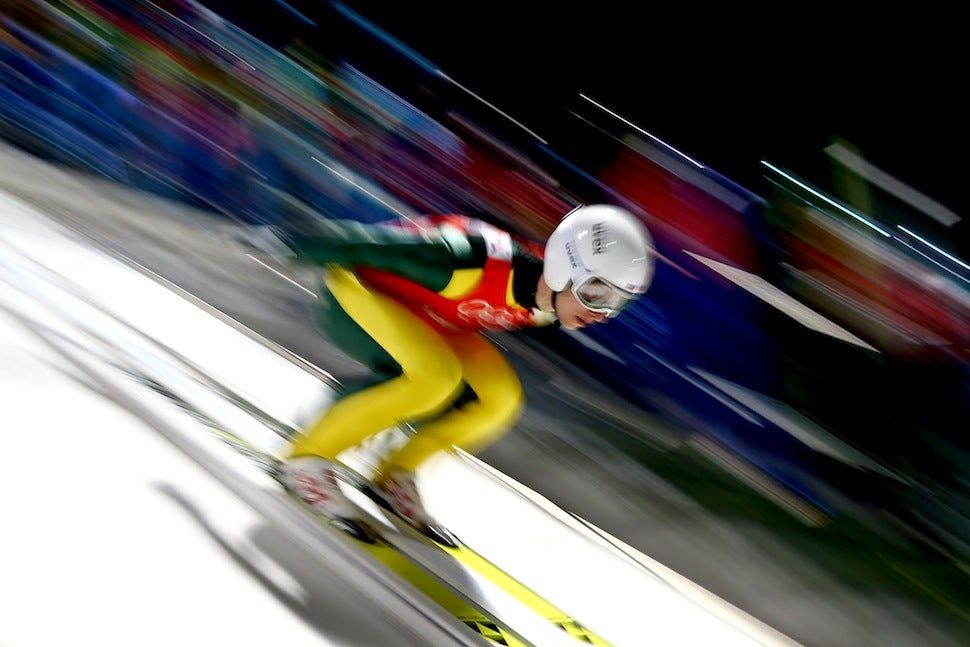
left=571, top=276, right=637, bottom=317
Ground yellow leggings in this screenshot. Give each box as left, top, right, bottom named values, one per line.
left=288, top=267, right=524, bottom=473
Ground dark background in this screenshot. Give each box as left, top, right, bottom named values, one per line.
left=202, top=0, right=968, bottom=249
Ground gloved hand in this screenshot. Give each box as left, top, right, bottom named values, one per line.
left=233, top=224, right=296, bottom=259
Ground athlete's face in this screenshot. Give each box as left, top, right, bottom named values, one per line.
left=555, top=289, right=609, bottom=330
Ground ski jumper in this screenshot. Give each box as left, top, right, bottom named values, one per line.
left=285, top=215, right=554, bottom=473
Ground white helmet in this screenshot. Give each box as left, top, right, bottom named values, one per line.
left=543, top=204, right=654, bottom=317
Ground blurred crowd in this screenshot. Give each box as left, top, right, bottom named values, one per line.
left=2, top=0, right=968, bottom=627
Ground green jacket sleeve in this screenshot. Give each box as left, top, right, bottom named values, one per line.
left=287, top=219, right=473, bottom=292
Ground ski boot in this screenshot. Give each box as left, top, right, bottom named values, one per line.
left=280, top=456, right=377, bottom=543
left=370, top=468, right=459, bottom=547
